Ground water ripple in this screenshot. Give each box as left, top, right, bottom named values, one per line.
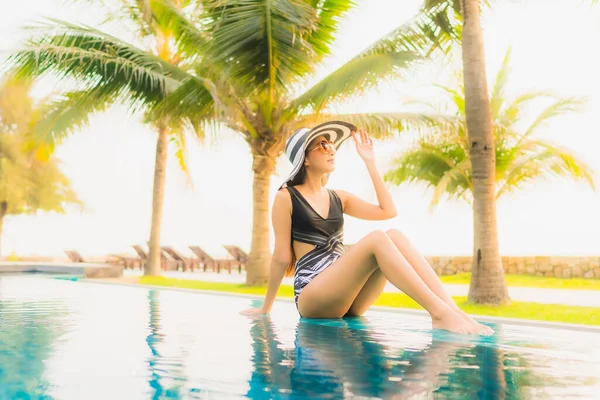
left=0, top=274, right=598, bottom=399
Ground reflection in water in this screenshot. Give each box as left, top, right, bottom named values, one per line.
left=145, top=290, right=187, bottom=399
left=246, top=317, right=556, bottom=399
left=0, top=298, right=66, bottom=399
left=1, top=276, right=598, bottom=399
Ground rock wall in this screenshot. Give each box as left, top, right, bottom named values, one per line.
left=426, top=256, right=600, bottom=278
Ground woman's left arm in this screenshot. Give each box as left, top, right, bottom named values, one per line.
left=336, top=129, right=397, bottom=221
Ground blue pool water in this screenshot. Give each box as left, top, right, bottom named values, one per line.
left=0, top=274, right=599, bottom=399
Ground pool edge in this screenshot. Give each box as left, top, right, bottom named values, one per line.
left=80, top=278, right=600, bottom=333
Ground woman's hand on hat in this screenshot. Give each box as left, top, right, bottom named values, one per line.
left=352, top=128, right=375, bottom=163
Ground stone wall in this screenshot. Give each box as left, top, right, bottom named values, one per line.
left=426, top=256, right=600, bottom=278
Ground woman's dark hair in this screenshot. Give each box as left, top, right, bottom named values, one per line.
left=288, top=162, right=307, bottom=187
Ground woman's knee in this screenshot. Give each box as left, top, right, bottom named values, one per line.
left=366, top=229, right=389, bottom=242
left=362, top=230, right=398, bottom=254
left=386, top=228, right=409, bottom=244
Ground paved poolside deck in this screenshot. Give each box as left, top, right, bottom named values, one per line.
left=123, top=269, right=600, bottom=308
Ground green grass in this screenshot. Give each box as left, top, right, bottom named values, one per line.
left=139, top=276, right=600, bottom=326
left=440, top=273, right=600, bottom=290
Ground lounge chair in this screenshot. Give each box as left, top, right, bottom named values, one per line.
left=65, top=249, right=139, bottom=269
left=106, top=253, right=144, bottom=269
left=132, top=245, right=170, bottom=270
left=188, top=245, right=234, bottom=274
left=223, top=245, right=248, bottom=273
left=65, top=250, right=86, bottom=263
left=161, top=246, right=200, bottom=271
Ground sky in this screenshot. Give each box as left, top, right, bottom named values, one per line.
left=1, top=0, right=599, bottom=259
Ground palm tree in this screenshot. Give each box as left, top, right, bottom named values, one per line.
left=384, top=48, right=595, bottom=302
left=9, top=0, right=204, bottom=275
left=10, top=0, right=448, bottom=284
left=0, top=76, right=81, bottom=256
left=370, top=0, right=509, bottom=303
left=459, top=0, right=507, bottom=304
left=144, top=1, right=456, bottom=284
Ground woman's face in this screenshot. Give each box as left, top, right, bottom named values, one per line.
left=305, top=135, right=336, bottom=173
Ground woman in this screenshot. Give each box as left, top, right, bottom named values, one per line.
left=241, top=121, right=491, bottom=335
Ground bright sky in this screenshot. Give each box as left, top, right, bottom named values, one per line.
left=1, top=0, right=599, bottom=259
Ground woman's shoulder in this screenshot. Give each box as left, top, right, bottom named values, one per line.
left=328, top=188, right=348, bottom=200
left=274, top=187, right=293, bottom=206
left=272, top=188, right=293, bottom=218
left=328, top=188, right=348, bottom=209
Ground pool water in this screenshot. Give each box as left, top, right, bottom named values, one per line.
left=0, top=274, right=598, bottom=399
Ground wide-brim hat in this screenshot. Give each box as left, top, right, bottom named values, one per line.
left=279, top=120, right=357, bottom=189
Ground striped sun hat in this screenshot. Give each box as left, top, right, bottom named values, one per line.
left=279, top=120, right=357, bottom=189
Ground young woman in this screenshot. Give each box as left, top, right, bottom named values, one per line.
left=241, top=121, right=492, bottom=335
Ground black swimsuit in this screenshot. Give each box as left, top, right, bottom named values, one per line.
left=286, top=186, right=345, bottom=307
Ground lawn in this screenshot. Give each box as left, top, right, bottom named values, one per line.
left=440, top=273, right=600, bottom=290
left=139, top=276, right=600, bottom=326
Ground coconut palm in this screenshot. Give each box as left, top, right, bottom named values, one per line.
left=371, top=0, right=508, bottom=303
left=385, top=48, right=595, bottom=300
left=9, top=0, right=204, bottom=275
left=10, top=0, right=451, bottom=284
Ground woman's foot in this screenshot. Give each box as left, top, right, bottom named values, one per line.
left=432, top=310, right=477, bottom=334
left=432, top=309, right=492, bottom=335
left=455, top=308, right=493, bottom=335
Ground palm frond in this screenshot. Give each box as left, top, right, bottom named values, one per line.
left=496, top=140, right=596, bottom=197
left=360, top=0, right=495, bottom=58
left=168, top=128, right=194, bottom=188
left=147, top=74, right=258, bottom=139
left=152, top=0, right=208, bottom=59
left=201, top=0, right=319, bottom=96
left=104, top=1, right=156, bottom=38
left=26, top=89, right=113, bottom=154
left=290, top=51, right=420, bottom=113
left=522, top=97, right=586, bottom=138
left=489, top=47, right=511, bottom=119
left=435, top=83, right=465, bottom=115
left=294, top=111, right=461, bottom=139
left=365, top=1, right=459, bottom=57
left=431, top=158, right=471, bottom=209
left=8, top=19, right=190, bottom=105
left=384, top=142, right=469, bottom=189
left=149, top=76, right=215, bottom=122
left=304, top=0, right=355, bottom=63
left=498, top=90, right=558, bottom=127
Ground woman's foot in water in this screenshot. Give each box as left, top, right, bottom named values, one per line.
left=431, top=309, right=476, bottom=334
left=454, top=308, right=493, bottom=335
left=432, top=309, right=491, bottom=335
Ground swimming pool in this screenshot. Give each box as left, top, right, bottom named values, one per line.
left=1, top=274, right=598, bottom=399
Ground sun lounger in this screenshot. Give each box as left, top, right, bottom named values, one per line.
left=106, top=253, right=144, bottom=269
left=64, top=250, right=86, bottom=263
left=161, top=246, right=200, bottom=271
left=132, top=245, right=170, bottom=270
left=188, top=245, right=234, bottom=274
left=223, top=245, right=248, bottom=273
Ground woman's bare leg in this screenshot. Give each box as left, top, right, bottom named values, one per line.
left=297, top=230, right=487, bottom=334
left=385, top=229, right=493, bottom=333
left=345, top=268, right=387, bottom=317
left=385, top=229, right=456, bottom=304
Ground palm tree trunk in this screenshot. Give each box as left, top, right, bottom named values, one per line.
left=460, top=0, right=509, bottom=304
left=146, top=123, right=168, bottom=276
left=246, top=154, right=274, bottom=285
left=0, top=201, right=6, bottom=258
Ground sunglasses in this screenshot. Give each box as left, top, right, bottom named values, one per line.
left=307, top=140, right=336, bottom=154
